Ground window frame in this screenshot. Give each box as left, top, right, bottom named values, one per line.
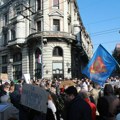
left=53, top=46, right=63, bottom=57
left=2, top=55, right=8, bottom=64
left=53, top=19, right=60, bottom=31
left=53, top=0, right=59, bottom=9
left=37, top=21, right=41, bottom=31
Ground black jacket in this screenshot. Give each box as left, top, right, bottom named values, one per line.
left=66, top=95, right=92, bottom=120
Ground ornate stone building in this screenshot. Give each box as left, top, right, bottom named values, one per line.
left=0, top=0, right=93, bottom=80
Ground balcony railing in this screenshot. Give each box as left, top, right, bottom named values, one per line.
left=27, top=31, right=76, bottom=40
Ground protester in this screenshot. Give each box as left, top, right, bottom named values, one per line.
left=0, top=94, right=19, bottom=120
left=97, top=84, right=119, bottom=120
left=9, top=81, right=21, bottom=109
left=46, top=93, right=57, bottom=120
left=0, top=82, right=10, bottom=101
left=64, top=86, right=92, bottom=120
left=79, top=91, right=96, bottom=120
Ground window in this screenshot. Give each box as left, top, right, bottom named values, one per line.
left=52, top=62, right=63, bottom=79
left=2, top=55, right=8, bottom=73
left=53, top=0, right=59, bottom=8
left=37, top=21, right=41, bottom=31
left=35, top=48, right=42, bottom=79
left=37, top=0, right=41, bottom=10
left=13, top=53, right=22, bottom=62
left=2, top=66, right=7, bottom=73
left=4, top=13, right=8, bottom=26
left=2, top=55, right=8, bottom=64
left=11, top=29, right=16, bottom=40
left=3, top=33, right=7, bottom=45
left=13, top=64, right=22, bottom=79
left=53, top=19, right=60, bottom=31
left=53, top=46, right=63, bottom=56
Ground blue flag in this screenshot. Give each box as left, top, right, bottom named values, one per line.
left=82, top=44, right=119, bottom=86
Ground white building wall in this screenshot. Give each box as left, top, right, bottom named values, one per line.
left=16, top=15, right=26, bottom=43
left=63, top=0, right=68, bottom=32
left=42, top=41, right=71, bottom=79
left=0, top=0, right=93, bottom=79
left=43, top=0, right=50, bottom=31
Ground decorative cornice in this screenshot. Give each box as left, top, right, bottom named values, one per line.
left=48, top=10, right=64, bottom=17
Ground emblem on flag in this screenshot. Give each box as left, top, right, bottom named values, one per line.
left=90, top=56, right=107, bottom=74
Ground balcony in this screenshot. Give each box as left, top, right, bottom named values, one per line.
left=7, top=38, right=25, bottom=48
left=28, top=31, right=75, bottom=39
left=34, top=10, right=43, bottom=20
left=27, top=31, right=76, bottom=43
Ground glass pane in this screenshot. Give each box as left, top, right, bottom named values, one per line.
left=53, top=62, right=62, bottom=69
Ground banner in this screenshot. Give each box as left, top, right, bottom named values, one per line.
left=21, top=84, right=48, bottom=113
left=82, top=44, right=119, bottom=86
left=38, top=54, right=41, bottom=63
left=23, top=74, right=31, bottom=84
left=0, top=73, right=8, bottom=81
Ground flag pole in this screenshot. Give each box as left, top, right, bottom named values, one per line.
left=41, top=36, right=44, bottom=79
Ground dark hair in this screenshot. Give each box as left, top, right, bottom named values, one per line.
left=104, top=84, right=114, bottom=95
left=0, top=80, right=2, bottom=84
left=65, top=86, right=78, bottom=97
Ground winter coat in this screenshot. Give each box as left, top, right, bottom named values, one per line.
left=65, top=95, right=92, bottom=120
left=97, top=95, right=119, bottom=120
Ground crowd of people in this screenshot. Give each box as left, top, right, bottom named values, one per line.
left=0, top=76, right=120, bottom=120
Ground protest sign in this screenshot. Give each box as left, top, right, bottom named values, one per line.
left=21, top=84, right=48, bottom=113
left=0, top=73, right=8, bottom=81
left=23, top=74, right=31, bottom=84
left=59, top=80, right=76, bottom=88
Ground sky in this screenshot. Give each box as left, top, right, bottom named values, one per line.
left=77, top=0, right=120, bottom=54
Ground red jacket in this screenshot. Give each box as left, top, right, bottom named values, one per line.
left=84, top=98, right=96, bottom=120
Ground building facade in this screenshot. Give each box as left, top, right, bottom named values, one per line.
left=0, top=0, right=93, bottom=80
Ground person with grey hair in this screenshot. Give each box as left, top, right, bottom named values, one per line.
left=0, top=94, right=19, bottom=120
left=79, top=91, right=96, bottom=120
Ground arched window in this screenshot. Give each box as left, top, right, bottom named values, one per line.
left=53, top=46, right=63, bottom=56
left=35, top=48, right=41, bottom=59
left=35, top=48, right=42, bottom=79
